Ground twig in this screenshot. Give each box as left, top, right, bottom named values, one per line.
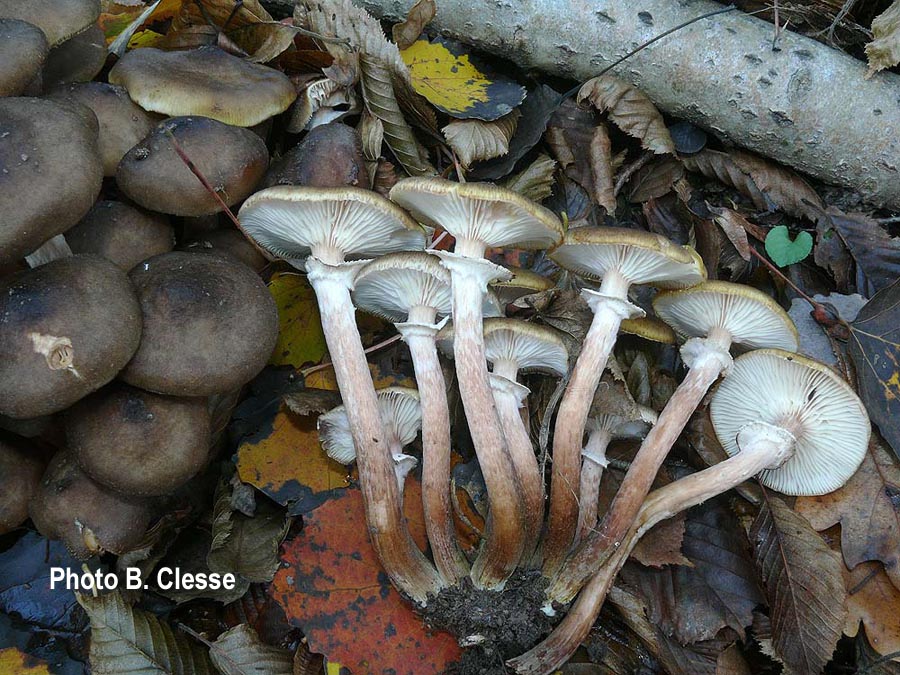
left=178, top=623, right=213, bottom=647
left=613, top=151, right=653, bottom=196
left=748, top=246, right=824, bottom=312
left=300, top=333, right=403, bottom=377
left=875, top=215, right=900, bottom=224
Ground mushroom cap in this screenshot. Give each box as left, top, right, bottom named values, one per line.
left=108, top=46, right=297, bottom=127
left=710, top=349, right=870, bottom=496
left=238, top=186, right=426, bottom=264
left=122, top=252, right=279, bottom=396
left=620, top=316, right=677, bottom=344
left=42, top=23, right=106, bottom=88
left=0, top=19, right=48, bottom=97
left=0, top=0, right=99, bottom=47
left=184, top=229, right=269, bottom=274
left=653, top=281, right=799, bottom=351
left=47, top=83, right=160, bottom=176
left=318, top=387, right=422, bottom=464
left=0, top=97, right=102, bottom=265
left=262, top=122, right=367, bottom=189
left=389, top=177, right=564, bottom=250
left=0, top=435, right=46, bottom=534
left=67, top=383, right=210, bottom=497
left=65, top=201, right=174, bottom=270
left=0, top=255, right=143, bottom=419
left=491, top=267, right=554, bottom=305
left=482, top=318, right=568, bottom=375
left=29, top=451, right=152, bottom=560
left=550, top=227, right=706, bottom=289
left=353, top=251, right=452, bottom=322
left=117, top=116, right=269, bottom=217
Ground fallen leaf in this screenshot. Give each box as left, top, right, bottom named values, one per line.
left=79, top=590, right=215, bottom=674
left=847, top=279, right=900, bottom=458
left=630, top=517, right=689, bottom=569
left=283, top=389, right=342, bottom=417
left=856, top=626, right=900, bottom=673
left=154, top=526, right=249, bottom=604
left=589, top=123, right=616, bottom=213
left=626, top=157, right=684, bottom=203
left=764, top=225, right=813, bottom=267
left=546, top=99, right=596, bottom=194
left=267, top=273, right=327, bottom=369
left=796, top=436, right=900, bottom=590
left=578, top=75, right=674, bottom=154
left=391, top=0, right=435, bottom=50
left=228, top=22, right=300, bottom=63
left=750, top=493, right=847, bottom=675
left=172, top=0, right=274, bottom=32
left=844, top=561, right=900, bottom=661
left=442, top=111, right=519, bottom=168
left=400, top=37, right=525, bottom=120
left=709, top=207, right=754, bottom=261
left=270, top=482, right=462, bottom=674
left=819, top=208, right=900, bottom=294
left=209, top=624, right=293, bottom=675
left=358, top=110, right=384, bottom=161
left=0, top=649, right=51, bottom=675
left=500, top=153, right=557, bottom=203
left=866, top=1, right=900, bottom=76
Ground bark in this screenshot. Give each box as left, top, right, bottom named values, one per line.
left=361, top=0, right=900, bottom=209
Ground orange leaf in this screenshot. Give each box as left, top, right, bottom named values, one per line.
left=270, top=481, right=462, bottom=674
left=0, top=649, right=52, bottom=675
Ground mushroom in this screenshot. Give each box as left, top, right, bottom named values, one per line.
left=0, top=19, right=47, bottom=97
left=550, top=280, right=799, bottom=604
left=319, top=387, right=423, bottom=496
left=109, top=46, right=297, bottom=127
left=490, top=267, right=554, bottom=307
left=0, top=435, right=46, bottom=534
left=29, top=451, right=153, bottom=560
left=65, top=201, right=174, bottom=270
left=263, top=122, right=367, bottom=189
left=47, top=83, right=160, bottom=176
left=390, top=177, right=563, bottom=589
left=0, top=97, right=102, bottom=265
left=353, top=251, right=469, bottom=583
left=0, top=255, right=142, bottom=419
left=508, top=348, right=870, bottom=675
left=237, top=186, right=442, bottom=604
left=116, top=116, right=269, bottom=217
left=542, top=227, right=705, bottom=576
left=66, top=383, right=210, bottom=497
left=0, top=0, right=99, bottom=48
left=184, top=228, right=269, bottom=274
left=122, top=252, right=278, bottom=397
left=42, top=22, right=106, bottom=88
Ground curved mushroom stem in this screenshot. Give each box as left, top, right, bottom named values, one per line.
left=509, top=421, right=796, bottom=675
left=574, top=423, right=611, bottom=545
left=434, top=247, right=526, bottom=589
left=547, top=328, right=733, bottom=604
left=397, top=314, right=470, bottom=584
left=543, top=272, right=641, bottom=576
left=490, top=369, right=544, bottom=563
left=306, top=258, right=444, bottom=604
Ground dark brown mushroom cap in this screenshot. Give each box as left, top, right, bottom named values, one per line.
left=0, top=436, right=45, bottom=534
left=0, top=97, right=102, bottom=265
left=0, top=19, right=48, bottom=97
left=47, top=83, right=160, bottom=176
left=42, top=23, right=106, bottom=89
left=109, top=46, right=297, bottom=127
left=65, top=201, right=174, bottom=270
left=0, top=255, right=143, bottom=419
left=0, top=0, right=99, bottom=47
left=29, top=451, right=152, bottom=559
left=116, top=116, right=269, bottom=216
left=262, top=122, right=367, bottom=189
left=183, top=228, right=269, bottom=273
left=67, top=384, right=210, bottom=497
left=122, top=252, right=279, bottom=396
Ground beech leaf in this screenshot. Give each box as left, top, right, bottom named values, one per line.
left=867, top=1, right=900, bottom=77
left=442, top=111, right=519, bottom=168
left=208, top=625, right=293, bottom=675
left=819, top=207, right=900, bottom=294
left=589, top=123, right=616, bottom=214
left=78, top=591, right=215, bottom=675
left=391, top=0, right=435, bottom=50
left=626, top=157, right=684, bottom=203
left=751, top=494, right=847, bottom=675
left=501, top=153, right=557, bottom=203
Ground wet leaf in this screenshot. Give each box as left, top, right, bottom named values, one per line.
left=391, top=0, right=435, bottom=50
left=589, top=123, right=616, bottom=214
left=209, top=624, right=293, bottom=675
left=270, top=482, right=462, bottom=674
left=0, top=649, right=52, bottom=675
left=267, top=273, right=327, bottom=369
left=442, top=111, right=519, bottom=168
left=867, top=1, right=900, bottom=76
left=844, top=561, right=900, bottom=661
left=764, top=225, right=813, bottom=267
left=819, top=208, right=900, bottom=294
left=501, top=153, right=557, bottom=203
left=750, top=493, right=846, bottom=675
left=79, top=590, right=215, bottom=675
left=848, top=280, right=900, bottom=458
left=400, top=37, right=525, bottom=120
left=578, top=75, right=675, bottom=154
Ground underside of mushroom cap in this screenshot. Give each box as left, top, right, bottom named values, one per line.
left=353, top=251, right=452, bottom=322
left=710, top=349, right=870, bottom=495
left=654, top=281, right=799, bottom=351
left=108, top=46, right=296, bottom=127
left=239, top=186, right=426, bottom=265
left=481, top=318, right=569, bottom=376
left=0, top=0, right=99, bottom=47
left=551, top=227, right=706, bottom=289
left=390, top=177, right=563, bottom=251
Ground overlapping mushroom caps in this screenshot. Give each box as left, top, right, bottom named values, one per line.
left=509, top=349, right=869, bottom=675
left=542, top=227, right=706, bottom=577
left=0, top=0, right=99, bottom=48
left=0, top=19, right=48, bottom=96
left=238, top=186, right=442, bottom=604
left=390, top=177, right=563, bottom=589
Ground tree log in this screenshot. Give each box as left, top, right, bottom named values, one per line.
left=360, top=0, right=900, bottom=209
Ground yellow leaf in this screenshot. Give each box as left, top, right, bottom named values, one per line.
left=0, top=649, right=52, bottom=675
left=128, top=29, right=165, bottom=48
left=268, top=273, right=328, bottom=368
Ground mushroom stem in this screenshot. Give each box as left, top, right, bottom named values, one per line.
left=397, top=317, right=470, bottom=584
left=548, top=328, right=733, bottom=604
left=306, top=258, right=444, bottom=604
left=574, top=424, right=611, bottom=545
left=543, top=272, right=640, bottom=576
left=436, top=250, right=526, bottom=589
left=509, top=421, right=796, bottom=675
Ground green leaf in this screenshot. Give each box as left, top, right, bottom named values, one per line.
left=78, top=591, right=214, bottom=675
left=764, top=225, right=812, bottom=267
left=208, top=625, right=293, bottom=675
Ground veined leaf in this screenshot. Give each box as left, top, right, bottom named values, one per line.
left=209, top=625, right=293, bottom=675
left=442, top=111, right=519, bottom=168
left=501, top=153, right=557, bottom=203
left=866, top=1, right=900, bottom=77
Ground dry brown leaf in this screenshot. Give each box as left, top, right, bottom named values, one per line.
left=358, top=110, right=384, bottom=161
left=867, top=1, right=900, bottom=77
left=442, top=111, right=519, bottom=168
left=710, top=207, right=754, bottom=261
left=392, top=0, right=435, bottom=50
left=589, top=123, right=616, bottom=214
left=501, top=153, right=557, bottom=203
left=844, top=561, right=900, bottom=661
left=578, top=75, right=675, bottom=155
left=546, top=99, right=596, bottom=193
left=626, top=157, right=684, bottom=203
left=630, top=516, right=690, bottom=568
left=682, top=150, right=768, bottom=210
